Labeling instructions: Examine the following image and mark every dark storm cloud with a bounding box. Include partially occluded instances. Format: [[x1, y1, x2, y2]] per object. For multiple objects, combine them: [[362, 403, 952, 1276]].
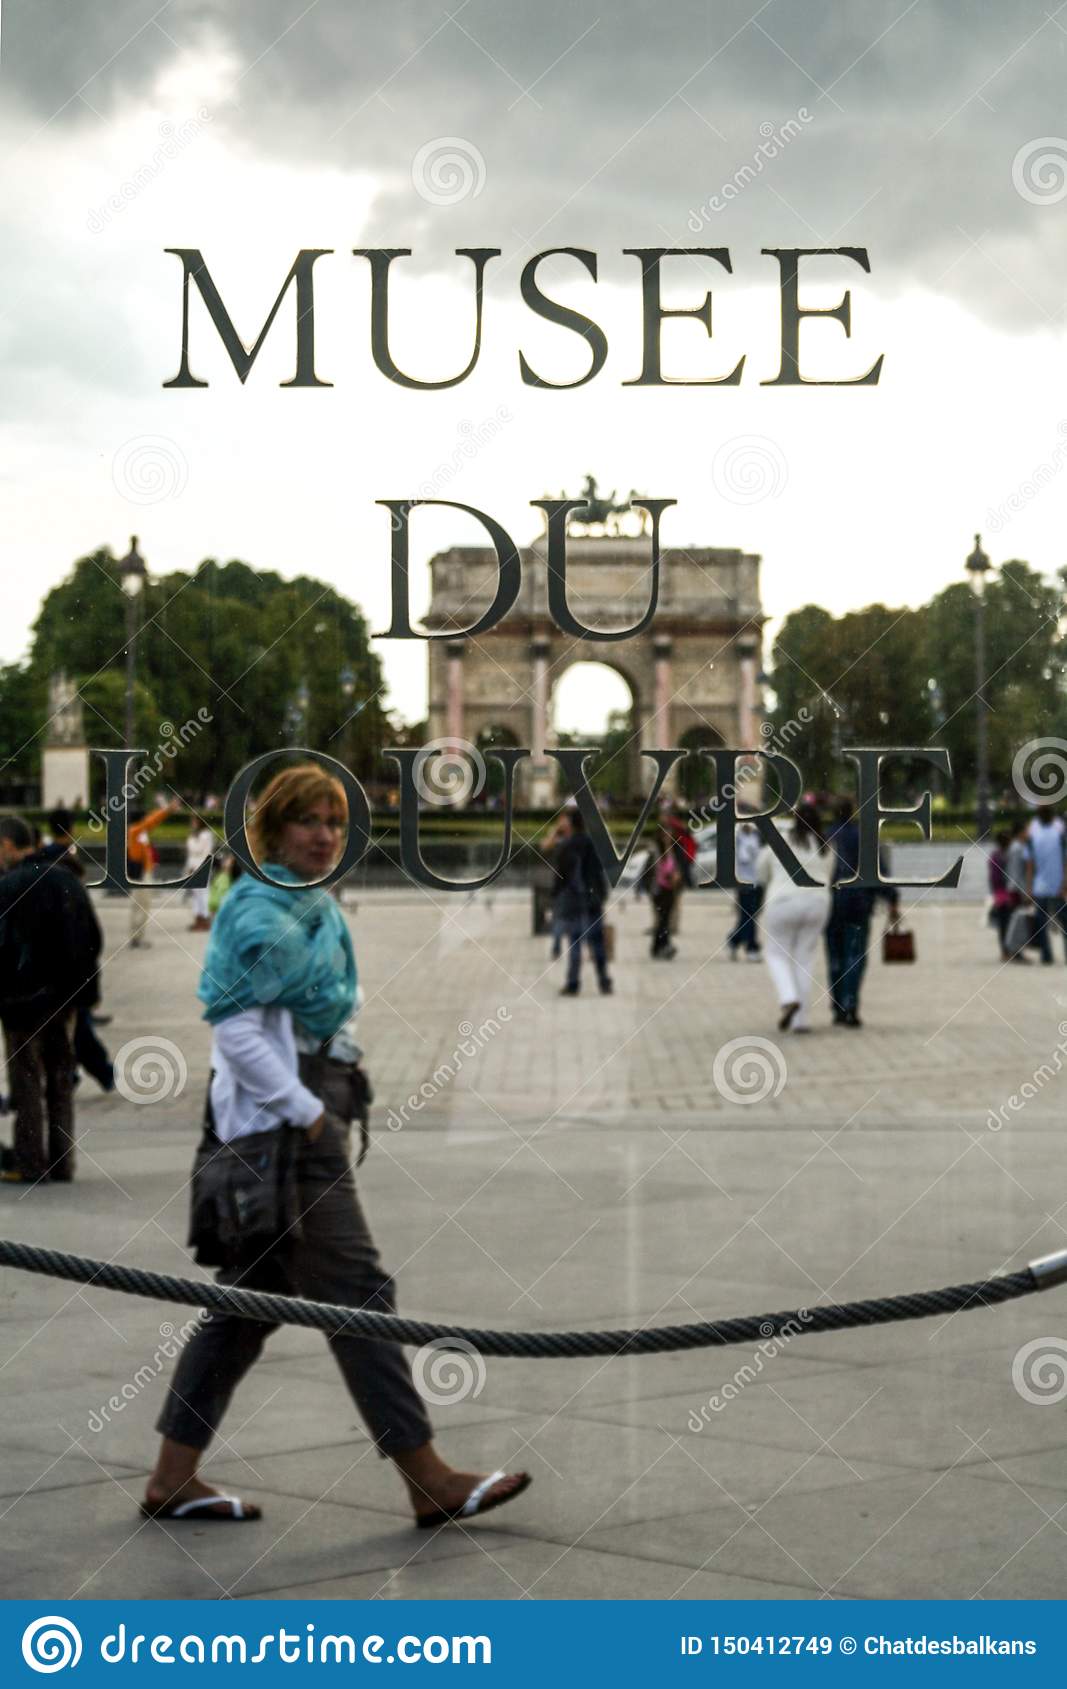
[[5, 0, 1067, 323]]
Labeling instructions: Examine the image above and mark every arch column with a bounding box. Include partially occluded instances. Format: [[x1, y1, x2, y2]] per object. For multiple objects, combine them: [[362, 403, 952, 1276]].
[[445, 639, 465, 743], [650, 634, 674, 792], [528, 635, 556, 807], [736, 634, 760, 745]]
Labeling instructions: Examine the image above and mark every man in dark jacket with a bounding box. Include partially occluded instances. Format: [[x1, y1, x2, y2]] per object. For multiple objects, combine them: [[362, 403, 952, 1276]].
[[826, 800, 898, 1028], [41, 808, 115, 1094], [552, 808, 613, 996], [0, 814, 102, 1183]]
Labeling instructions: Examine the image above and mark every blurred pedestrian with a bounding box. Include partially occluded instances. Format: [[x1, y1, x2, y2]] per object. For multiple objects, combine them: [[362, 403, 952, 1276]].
[[661, 801, 695, 939], [127, 799, 178, 948], [1027, 806, 1067, 964], [553, 809, 612, 996], [757, 803, 832, 1033], [184, 815, 216, 932], [208, 851, 242, 918], [989, 827, 1026, 961], [40, 809, 115, 1088], [727, 821, 763, 960], [0, 814, 102, 1183], [1001, 819, 1033, 963], [825, 800, 898, 1027], [650, 823, 682, 959]]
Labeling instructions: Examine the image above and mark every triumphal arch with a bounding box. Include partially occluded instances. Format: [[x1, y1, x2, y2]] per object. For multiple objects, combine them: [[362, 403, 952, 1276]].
[[424, 490, 765, 806]]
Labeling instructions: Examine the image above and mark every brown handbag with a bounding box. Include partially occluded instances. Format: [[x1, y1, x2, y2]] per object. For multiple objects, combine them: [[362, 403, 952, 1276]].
[[882, 918, 916, 963]]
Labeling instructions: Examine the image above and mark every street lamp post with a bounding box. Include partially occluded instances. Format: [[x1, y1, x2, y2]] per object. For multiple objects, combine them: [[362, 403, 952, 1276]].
[[118, 535, 147, 751], [966, 532, 992, 838]]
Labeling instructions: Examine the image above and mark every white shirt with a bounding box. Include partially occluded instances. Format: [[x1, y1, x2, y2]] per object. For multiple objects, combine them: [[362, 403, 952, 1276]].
[[735, 827, 761, 882], [756, 835, 833, 908], [210, 1005, 323, 1144], [184, 827, 215, 874]]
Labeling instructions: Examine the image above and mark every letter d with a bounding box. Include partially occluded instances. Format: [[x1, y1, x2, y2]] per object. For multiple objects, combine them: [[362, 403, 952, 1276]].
[[102, 1625, 127, 1663]]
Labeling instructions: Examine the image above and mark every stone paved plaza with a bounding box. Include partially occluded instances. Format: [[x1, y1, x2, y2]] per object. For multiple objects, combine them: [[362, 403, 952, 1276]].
[[3, 875, 1067, 1601]]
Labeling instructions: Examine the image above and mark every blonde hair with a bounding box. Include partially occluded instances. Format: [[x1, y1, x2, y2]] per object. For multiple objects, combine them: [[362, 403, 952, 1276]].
[[247, 762, 348, 862]]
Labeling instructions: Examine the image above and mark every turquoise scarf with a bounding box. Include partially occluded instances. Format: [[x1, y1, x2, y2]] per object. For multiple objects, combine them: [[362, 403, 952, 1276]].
[[198, 864, 356, 1043]]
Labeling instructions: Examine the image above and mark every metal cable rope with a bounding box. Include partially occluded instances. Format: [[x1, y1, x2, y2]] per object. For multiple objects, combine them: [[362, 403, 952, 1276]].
[[2, 1239, 1066, 1358]]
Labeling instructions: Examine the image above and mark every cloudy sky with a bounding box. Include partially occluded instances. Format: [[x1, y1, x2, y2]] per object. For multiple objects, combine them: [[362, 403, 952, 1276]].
[[2, 0, 1066, 728]]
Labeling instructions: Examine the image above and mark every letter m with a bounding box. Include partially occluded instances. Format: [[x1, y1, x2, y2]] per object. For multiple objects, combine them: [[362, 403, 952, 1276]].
[[164, 248, 332, 388]]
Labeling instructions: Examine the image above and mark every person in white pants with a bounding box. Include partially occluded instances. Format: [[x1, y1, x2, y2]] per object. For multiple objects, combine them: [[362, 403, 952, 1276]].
[[184, 819, 216, 932], [756, 803, 833, 1033]]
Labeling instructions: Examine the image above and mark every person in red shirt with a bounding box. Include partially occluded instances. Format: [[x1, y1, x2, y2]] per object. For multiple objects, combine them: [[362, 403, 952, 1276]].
[[127, 800, 179, 948]]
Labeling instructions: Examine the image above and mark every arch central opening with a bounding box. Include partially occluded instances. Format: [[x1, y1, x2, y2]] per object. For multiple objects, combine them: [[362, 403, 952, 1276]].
[[551, 662, 638, 805]]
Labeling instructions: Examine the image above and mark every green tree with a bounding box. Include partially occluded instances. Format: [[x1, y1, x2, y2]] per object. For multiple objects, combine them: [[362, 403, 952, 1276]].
[[0, 663, 46, 793], [29, 548, 387, 802], [924, 562, 1064, 802]]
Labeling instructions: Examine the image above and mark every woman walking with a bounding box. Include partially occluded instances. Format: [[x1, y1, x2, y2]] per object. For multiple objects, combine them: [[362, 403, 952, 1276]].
[[757, 803, 832, 1033], [143, 763, 529, 1528], [650, 823, 682, 959]]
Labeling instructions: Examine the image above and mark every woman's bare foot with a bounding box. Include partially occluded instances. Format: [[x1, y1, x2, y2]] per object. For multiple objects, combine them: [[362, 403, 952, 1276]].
[[143, 1437, 262, 1519], [413, 1469, 529, 1520], [393, 1442, 531, 1522]]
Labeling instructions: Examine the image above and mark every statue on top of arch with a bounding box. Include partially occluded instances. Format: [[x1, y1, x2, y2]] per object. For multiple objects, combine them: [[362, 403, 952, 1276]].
[[566, 474, 651, 537]]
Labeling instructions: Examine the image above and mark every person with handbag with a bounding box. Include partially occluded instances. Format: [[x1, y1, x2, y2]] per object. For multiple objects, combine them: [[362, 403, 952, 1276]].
[[826, 800, 900, 1026], [143, 762, 530, 1528], [756, 803, 833, 1033]]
